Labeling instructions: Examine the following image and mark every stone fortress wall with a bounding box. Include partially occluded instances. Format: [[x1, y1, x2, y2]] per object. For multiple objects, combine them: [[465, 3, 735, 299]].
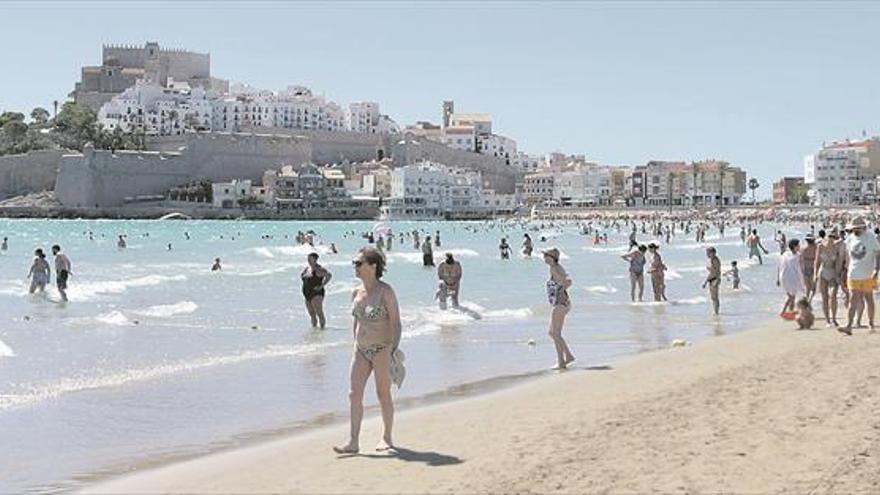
[[53, 130, 521, 207], [55, 147, 190, 207], [103, 43, 210, 80], [0, 150, 64, 201]]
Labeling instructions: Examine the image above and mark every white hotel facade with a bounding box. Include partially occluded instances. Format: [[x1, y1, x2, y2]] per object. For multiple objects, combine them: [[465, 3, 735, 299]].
[[804, 138, 880, 206], [385, 162, 516, 219]]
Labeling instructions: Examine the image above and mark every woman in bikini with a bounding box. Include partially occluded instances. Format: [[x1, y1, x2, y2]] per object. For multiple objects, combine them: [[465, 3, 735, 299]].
[[301, 253, 332, 328], [543, 248, 575, 370], [334, 246, 402, 454], [814, 229, 841, 327]]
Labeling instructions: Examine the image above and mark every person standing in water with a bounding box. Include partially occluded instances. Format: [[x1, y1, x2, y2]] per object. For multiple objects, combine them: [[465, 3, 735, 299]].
[[334, 247, 402, 454], [522, 233, 534, 257], [621, 245, 647, 302], [747, 229, 768, 265], [437, 253, 462, 308], [1, 237, 7, 252], [647, 243, 667, 302], [543, 248, 575, 370], [434, 230, 441, 247], [211, 257, 222, 271], [117, 235, 126, 249], [702, 246, 722, 315], [499, 238, 511, 260], [421, 236, 434, 267], [27, 248, 51, 294], [301, 253, 332, 329], [52, 245, 72, 302]]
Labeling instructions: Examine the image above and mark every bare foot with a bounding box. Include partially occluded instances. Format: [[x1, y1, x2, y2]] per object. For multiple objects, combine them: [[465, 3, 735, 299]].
[[375, 438, 395, 452], [837, 326, 853, 336], [564, 355, 576, 365], [551, 363, 567, 370], [333, 442, 359, 454]]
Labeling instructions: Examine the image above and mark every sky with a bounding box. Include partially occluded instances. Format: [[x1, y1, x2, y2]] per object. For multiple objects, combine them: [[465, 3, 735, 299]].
[[3, 1, 880, 197]]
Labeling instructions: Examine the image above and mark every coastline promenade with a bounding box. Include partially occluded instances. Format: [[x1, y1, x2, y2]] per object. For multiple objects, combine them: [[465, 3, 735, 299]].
[[84, 319, 880, 494]]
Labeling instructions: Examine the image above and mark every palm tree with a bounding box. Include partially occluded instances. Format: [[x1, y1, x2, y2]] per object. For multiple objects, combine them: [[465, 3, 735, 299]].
[[748, 178, 760, 204]]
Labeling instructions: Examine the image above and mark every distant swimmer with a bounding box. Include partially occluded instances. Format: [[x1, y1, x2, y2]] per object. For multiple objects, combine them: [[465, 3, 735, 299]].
[[522, 233, 533, 257], [302, 253, 332, 329], [1, 237, 7, 252], [437, 253, 462, 308], [212, 257, 222, 271], [52, 244, 72, 302], [27, 248, 50, 294], [330, 243, 339, 254], [435, 230, 441, 247], [117, 235, 126, 249], [167, 243, 172, 251], [543, 248, 575, 370]]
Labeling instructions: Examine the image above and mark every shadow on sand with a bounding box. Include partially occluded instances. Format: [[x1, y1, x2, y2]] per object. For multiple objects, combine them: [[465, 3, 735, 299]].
[[337, 446, 463, 467]]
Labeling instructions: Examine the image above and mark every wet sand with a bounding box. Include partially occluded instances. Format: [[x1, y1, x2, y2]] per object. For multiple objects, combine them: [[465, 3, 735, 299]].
[[83, 319, 880, 494]]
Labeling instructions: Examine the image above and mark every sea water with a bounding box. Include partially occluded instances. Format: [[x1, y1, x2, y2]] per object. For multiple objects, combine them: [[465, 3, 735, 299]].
[[0, 218, 797, 492]]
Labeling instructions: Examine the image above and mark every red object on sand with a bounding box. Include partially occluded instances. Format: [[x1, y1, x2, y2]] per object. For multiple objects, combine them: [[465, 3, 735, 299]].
[[781, 312, 797, 321]]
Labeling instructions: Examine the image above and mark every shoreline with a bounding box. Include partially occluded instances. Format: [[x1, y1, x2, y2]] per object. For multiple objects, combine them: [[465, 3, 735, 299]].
[[81, 317, 880, 494]]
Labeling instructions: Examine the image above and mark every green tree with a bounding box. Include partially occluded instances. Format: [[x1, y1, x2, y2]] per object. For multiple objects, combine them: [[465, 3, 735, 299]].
[[30, 107, 50, 126], [0, 112, 25, 128]]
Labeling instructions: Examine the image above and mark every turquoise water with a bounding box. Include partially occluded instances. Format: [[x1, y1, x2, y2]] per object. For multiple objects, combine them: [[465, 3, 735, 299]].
[[0, 218, 792, 492]]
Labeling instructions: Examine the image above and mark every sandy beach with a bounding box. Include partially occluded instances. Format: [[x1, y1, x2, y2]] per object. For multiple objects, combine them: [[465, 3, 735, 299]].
[[83, 319, 880, 494]]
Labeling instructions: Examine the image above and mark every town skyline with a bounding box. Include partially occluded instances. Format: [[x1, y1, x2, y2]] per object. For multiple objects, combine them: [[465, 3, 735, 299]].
[[4, 2, 880, 197]]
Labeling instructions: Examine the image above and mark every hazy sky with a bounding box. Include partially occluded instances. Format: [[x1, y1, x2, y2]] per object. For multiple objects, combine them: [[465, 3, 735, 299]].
[[3, 1, 880, 195]]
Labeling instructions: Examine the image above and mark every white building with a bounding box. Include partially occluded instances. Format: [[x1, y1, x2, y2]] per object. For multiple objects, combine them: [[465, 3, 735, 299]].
[[386, 162, 511, 218], [443, 125, 477, 152], [212, 179, 253, 208], [98, 80, 215, 135], [805, 138, 880, 206], [211, 85, 346, 133], [347, 102, 400, 134], [512, 151, 541, 171]]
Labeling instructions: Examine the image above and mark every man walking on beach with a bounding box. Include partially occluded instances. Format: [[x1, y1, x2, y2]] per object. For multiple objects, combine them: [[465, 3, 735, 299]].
[[839, 217, 880, 335], [52, 244, 72, 302]]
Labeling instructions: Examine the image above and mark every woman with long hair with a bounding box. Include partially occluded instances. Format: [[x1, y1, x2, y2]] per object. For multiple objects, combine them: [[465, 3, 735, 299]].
[[334, 246, 402, 453]]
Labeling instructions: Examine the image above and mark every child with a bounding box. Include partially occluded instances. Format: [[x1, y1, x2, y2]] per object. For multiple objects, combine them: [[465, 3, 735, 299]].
[[724, 260, 740, 289], [435, 280, 449, 310], [796, 297, 815, 330]]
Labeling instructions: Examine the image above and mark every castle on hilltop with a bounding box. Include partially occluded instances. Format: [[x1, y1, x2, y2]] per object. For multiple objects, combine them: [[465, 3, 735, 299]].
[[71, 41, 229, 111]]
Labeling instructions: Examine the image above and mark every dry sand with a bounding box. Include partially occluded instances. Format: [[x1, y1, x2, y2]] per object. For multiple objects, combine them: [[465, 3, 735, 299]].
[[84, 320, 880, 494]]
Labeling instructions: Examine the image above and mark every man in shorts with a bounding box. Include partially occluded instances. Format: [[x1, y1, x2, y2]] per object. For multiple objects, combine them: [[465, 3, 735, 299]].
[[840, 217, 880, 335], [52, 244, 72, 302]]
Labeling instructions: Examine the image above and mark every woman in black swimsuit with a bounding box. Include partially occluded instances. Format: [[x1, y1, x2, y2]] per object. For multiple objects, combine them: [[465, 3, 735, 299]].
[[302, 253, 332, 328]]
